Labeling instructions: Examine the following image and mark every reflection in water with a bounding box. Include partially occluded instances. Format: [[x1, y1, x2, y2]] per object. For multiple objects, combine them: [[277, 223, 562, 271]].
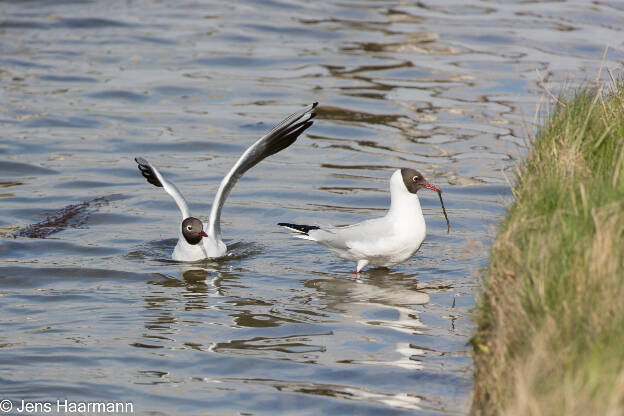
[[217, 377, 425, 411], [138, 262, 242, 351], [307, 268, 429, 307], [138, 266, 434, 410], [305, 271, 429, 372], [210, 334, 328, 364]]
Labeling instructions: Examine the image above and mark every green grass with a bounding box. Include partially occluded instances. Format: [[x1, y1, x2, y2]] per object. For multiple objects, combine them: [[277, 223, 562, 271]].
[[471, 81, 624, 416]]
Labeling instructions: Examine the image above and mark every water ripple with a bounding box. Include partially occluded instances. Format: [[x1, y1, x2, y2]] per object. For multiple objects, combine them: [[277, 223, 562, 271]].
[[1, 0, 622, 414]]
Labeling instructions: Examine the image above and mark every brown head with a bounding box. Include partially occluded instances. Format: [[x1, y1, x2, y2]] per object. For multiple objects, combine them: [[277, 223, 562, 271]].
[[400, 168, 441, 194], [181, 217, 208, 245], [400, 168, 450, 232]]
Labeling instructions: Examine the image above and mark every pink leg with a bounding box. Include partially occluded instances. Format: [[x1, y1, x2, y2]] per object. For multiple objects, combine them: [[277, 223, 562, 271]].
[[355, 260, 368, 275]]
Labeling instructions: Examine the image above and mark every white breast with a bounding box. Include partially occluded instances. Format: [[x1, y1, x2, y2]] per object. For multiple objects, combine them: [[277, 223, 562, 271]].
[[343, 170, 427, 266], [172, 240, 208, 262], [172, 229, 227, 262]]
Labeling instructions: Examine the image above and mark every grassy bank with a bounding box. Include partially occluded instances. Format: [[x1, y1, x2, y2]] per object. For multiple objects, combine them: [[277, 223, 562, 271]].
[[472, 81, 624, 415]]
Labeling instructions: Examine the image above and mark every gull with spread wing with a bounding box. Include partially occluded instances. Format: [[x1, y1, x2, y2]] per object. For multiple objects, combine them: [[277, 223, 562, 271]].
[[136, 102, 317, 261]]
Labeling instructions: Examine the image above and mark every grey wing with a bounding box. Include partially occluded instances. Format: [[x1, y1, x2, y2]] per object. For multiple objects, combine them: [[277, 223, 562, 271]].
[[206, 102, 317, 239], [135, 157, 191, 220], [339, 218, 402, 256], [314, 218, 389, 250]]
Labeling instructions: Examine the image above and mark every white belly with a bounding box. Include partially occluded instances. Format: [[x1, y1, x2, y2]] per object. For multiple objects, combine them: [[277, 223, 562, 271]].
[[172, 237, 227, 261], [354, 232, 425, 267], [350, 215, 426, 266], [316, 221, 425, 267]]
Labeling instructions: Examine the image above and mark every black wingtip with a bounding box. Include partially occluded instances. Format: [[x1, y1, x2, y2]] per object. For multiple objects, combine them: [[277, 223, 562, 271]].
[[278, 222, 320, 235], [265, 119, 314, 158], [135, 156, 163, 188]]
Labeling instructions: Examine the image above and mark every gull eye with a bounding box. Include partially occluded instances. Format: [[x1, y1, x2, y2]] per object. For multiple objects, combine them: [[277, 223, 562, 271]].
[[186, 226, 192, 231], [412, 175, 419, 182]]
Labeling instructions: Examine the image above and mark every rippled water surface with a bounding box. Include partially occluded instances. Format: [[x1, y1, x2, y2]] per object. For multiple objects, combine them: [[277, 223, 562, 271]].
[[1, 1, 622, 414]]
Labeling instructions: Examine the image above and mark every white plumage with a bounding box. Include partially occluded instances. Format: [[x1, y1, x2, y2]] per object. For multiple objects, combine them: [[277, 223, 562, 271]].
[[279, 168, 447, 273], [136, 103, 317, 261]]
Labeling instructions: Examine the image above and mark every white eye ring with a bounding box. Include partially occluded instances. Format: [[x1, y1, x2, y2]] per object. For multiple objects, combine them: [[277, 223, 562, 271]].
[[412, 175, 419, 181], [186, 226, 192, 231]]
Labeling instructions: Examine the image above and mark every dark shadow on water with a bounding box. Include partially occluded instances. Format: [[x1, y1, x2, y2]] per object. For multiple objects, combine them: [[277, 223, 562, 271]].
[[10, 195, 124, 239]]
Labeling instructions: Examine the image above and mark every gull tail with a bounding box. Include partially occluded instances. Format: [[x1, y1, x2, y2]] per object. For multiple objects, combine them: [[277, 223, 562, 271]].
[[278, 222, 320, 240]]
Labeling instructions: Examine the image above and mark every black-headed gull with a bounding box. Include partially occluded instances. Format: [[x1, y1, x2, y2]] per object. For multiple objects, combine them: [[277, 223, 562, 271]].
[[278, 168, 449, 273], [136, 102, 317, 261]]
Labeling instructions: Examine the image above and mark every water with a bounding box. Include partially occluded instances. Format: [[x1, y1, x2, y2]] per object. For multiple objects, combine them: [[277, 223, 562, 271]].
[[1, 1, 622, 414]]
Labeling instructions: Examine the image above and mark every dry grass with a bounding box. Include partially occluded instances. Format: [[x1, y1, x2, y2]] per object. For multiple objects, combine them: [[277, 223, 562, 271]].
[[471, 81, 624, 416]]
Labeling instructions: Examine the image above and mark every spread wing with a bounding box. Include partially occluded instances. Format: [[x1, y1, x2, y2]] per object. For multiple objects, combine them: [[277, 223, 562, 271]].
[[135, 157, 191, 220], [206, 102, 317, 240]]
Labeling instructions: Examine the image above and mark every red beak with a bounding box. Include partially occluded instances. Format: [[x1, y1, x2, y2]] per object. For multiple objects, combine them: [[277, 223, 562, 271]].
[[422, 183, 441, 193], [200, 231, 208, 238]]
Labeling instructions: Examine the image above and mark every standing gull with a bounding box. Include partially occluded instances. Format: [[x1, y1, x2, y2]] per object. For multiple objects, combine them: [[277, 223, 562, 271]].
[[136, 102, 317, 261], [278, 168, 449, 273]]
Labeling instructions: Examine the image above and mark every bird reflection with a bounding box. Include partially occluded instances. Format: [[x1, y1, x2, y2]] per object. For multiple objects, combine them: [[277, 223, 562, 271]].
[[135, 244, 251, 351], [305, 268, 430, 312], [303, 269, 430, 370], [136, 253, 432, 380]]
